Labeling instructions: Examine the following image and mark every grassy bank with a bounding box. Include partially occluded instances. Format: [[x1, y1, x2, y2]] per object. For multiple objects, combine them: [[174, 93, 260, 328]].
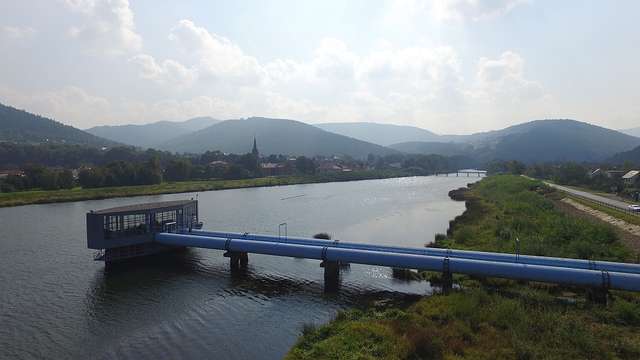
[[286, 175, 640, 360], [0, 170, 407, 208]]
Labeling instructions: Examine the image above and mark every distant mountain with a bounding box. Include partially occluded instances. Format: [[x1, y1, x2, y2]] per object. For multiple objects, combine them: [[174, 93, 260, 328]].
[[620, 127, 640, 138], [160, 117, 397, 158], [389, 141, 473, 157], [608, 145, 640, 165], [386, 119, 640, 164], [315, 122, 441, 146], [86, 117, 219, 148], [476, 119, 640, 163], [0, 102, 115, 146]]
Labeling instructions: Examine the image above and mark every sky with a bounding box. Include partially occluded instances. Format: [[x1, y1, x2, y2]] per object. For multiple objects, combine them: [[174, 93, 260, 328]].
[[0, 0, 638, 134]]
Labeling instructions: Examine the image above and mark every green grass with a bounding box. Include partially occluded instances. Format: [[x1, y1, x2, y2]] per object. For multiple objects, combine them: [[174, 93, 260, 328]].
[[0, 170, 408, 208], [287, 288, 640, 360], [286, 175, 640, 360], [436, 175, 630, 261]]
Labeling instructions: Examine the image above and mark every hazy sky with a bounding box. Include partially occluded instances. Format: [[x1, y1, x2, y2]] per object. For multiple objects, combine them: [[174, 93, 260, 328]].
[[1, 0, 638, 134]]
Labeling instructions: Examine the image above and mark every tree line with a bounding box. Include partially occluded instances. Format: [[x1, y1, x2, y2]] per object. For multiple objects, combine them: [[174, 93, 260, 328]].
[[0, 142, 476, 193]]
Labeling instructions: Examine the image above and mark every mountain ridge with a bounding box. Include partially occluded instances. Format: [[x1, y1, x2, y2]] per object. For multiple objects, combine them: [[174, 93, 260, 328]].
[[315, 122, 441, 146], [0, 102, 116, 147], [391, 119, 640, 163], [159, 117, 397, 158], [86, 116, 219, 148]]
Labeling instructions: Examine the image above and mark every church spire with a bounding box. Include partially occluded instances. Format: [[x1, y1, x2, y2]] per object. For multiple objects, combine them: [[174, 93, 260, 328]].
[[251, 136, 259, 157]]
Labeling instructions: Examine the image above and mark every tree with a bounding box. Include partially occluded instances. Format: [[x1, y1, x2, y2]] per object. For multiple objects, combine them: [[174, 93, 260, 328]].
[[57, 169, 75, 189], [165, 159, 192, 181], [295, 156, 316, 175], [78, 168, 104, 188], [224, 164, 250, 180], [239, 153, 260, 175], [137, 158, 162, 185]]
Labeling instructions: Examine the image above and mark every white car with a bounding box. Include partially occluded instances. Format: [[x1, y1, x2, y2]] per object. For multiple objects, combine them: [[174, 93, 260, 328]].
[[629, 204, 640, 212]]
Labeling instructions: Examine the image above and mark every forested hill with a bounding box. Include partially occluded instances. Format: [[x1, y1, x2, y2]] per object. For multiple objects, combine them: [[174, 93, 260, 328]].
[[0, 103, 115, 146], [482, 119, 640, 163], [160, 117, 397, 158], [389, 141, 472, 157], [608, 145, 640, 165], [86, 116, 219, 148], [390, 119, 640, 163], [315, 122, 441, 146]]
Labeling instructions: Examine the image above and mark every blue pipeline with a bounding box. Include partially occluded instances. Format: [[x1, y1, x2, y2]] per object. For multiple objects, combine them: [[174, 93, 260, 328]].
[[188, 230, 640, 275], [156, 233, 640, 292]]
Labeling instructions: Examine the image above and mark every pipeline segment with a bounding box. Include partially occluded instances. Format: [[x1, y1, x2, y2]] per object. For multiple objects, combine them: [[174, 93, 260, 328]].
[[189, 230, 640, 275], [156, 233, 640, 292]]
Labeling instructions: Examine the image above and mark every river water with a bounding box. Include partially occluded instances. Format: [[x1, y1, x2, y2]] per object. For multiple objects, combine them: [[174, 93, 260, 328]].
[[0, 176, 477, 360]]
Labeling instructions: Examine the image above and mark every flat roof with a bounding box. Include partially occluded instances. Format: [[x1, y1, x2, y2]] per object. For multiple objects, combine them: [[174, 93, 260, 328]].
[[92, 200, 196, 215]]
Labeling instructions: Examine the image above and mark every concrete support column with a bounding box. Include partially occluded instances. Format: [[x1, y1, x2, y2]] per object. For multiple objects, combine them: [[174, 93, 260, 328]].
[[442, 257, 453, 294], [224, 251, 248, 270], [441, 271, 453, 294], [321, 261, 340, 292], [587, 288, 609, 305]]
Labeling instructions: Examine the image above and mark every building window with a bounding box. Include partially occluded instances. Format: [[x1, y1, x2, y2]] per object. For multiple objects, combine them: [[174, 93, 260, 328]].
[[123, 214, 147, 231], [105, 215, 121, 232], [154, 210, 176, 225]]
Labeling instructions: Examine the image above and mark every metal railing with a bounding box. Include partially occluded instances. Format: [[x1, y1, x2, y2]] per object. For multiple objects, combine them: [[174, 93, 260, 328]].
[[565, 191, 640, 217]]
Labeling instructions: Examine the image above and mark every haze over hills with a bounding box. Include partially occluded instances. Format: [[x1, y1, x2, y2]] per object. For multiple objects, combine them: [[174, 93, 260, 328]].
[[620, 127, 640, 138], [389, 120, 640, 163], [608, 145, 640, 165], [86, 116, 219, 148], [3, 99, 639, 164], [0, 102, 116, 146], [159, 117, 397, 158], [315, 122, 441, 146], [389, 141, 473, 157]]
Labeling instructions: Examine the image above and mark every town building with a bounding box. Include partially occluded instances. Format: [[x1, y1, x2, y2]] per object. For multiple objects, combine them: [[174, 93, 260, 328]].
[[622, 170, 640, 186]]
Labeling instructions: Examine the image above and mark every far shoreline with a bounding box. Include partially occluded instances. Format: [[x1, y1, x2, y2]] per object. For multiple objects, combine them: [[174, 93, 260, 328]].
[[0, 170, 424, 208]]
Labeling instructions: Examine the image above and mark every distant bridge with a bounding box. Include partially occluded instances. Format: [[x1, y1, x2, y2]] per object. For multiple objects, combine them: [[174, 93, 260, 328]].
[[435, 169, 487, 177]]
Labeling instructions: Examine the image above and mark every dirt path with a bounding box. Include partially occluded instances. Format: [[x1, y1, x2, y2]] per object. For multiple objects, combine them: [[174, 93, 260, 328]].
[[559, 198, 640, 254]]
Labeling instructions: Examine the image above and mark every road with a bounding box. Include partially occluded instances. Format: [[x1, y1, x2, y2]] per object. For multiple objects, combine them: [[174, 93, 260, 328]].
[[545, 182, 636, 213]]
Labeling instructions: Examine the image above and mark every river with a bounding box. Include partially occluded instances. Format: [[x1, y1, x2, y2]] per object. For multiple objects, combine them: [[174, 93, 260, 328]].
[[0, 176, 478, 359]]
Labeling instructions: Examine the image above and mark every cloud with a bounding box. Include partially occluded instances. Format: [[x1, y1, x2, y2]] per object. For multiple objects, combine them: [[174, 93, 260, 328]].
[[432, 0, 528, 21], [386, 0, 527, 24], [0, 85, 111, 128], [0, 26, 36, 40], [64, 0, 142, 55], [472, 51, 544, 102], [0, 84, 246, 128], [129, 54, 197, 89], [126, 20, 475, 128], [168, 19, 264, 84]]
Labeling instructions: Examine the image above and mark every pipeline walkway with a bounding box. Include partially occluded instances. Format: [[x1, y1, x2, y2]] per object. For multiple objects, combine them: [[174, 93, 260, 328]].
[[155, 230, 640, 294]]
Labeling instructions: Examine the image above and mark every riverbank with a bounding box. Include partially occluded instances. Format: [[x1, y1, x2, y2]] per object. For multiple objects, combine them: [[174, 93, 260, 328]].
[[0, 170, 408, 208], [286, 175, 640, 359]]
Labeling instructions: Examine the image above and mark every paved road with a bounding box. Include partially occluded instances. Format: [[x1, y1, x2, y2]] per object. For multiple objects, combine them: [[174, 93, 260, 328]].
[[545, 182, 636, 212]]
